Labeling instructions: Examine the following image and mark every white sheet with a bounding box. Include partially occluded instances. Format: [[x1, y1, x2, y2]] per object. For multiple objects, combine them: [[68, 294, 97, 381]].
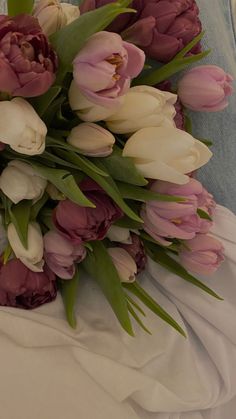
[[0, 205, 236, 419]]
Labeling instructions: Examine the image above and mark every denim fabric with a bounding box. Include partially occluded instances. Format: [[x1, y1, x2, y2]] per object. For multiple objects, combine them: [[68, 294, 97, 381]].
[[0, 0, 236, 211]]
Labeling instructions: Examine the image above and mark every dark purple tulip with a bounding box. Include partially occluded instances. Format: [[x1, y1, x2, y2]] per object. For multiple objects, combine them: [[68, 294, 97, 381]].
[[119, 233, 147, 274], [0, 259, 57, 309], [0, 14, 58, 97]]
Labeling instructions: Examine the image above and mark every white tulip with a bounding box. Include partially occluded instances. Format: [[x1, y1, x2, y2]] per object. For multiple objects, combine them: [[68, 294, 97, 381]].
[[0, 161, 47, 204], [106, 226, 132, 244], [34, 0, 80, 36], [105, 85, 177, 134], [0, 98, 47, 155], [67, 122, 115, 157], [123, 126, 212, 184], [108, 248, 137, 283], [69, 80, 123, 122], [8, 222, 44, 272]]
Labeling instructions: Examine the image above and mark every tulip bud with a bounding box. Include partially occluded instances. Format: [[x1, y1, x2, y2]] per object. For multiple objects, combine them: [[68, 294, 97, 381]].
[[105, 85, 177, 134], [0, 98, 47, 155], [108, 247, 137, 283], [34, 0, 80, 36], [0, 161, 47, 205], [106, 225, 132, 244], [67, 123, 115, 157], [8, 222, 44, 272], [123, 126, 212, 184], [69, 80, 123, 122]]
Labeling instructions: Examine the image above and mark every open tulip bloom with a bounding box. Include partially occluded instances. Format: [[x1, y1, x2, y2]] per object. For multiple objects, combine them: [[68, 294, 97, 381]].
[[0, 0, 233, 337]]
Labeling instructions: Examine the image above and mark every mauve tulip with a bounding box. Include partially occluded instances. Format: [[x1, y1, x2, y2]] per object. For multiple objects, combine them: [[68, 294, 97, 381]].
[[44, 231, 86, 279], [0, 14, 57, 97], [108, 247, 137, 283], [179, 234, 224, 275], [73, 31, 145, 107], [119, 233, 147, 273], [178, 65, 234, 112], [54, 179, 123, 244], [0, 258, 56, 309], [141, 178, 214, 245]]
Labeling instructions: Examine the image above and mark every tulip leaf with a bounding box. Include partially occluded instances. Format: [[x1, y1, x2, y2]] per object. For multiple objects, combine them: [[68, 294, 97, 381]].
[[50, 2, 135, 71], [30, 163, 94, 208], [123, 282, 186, 337], [82, 241, 134, 336], [56, 149, 143, 223], [198, 138, 213, 147], [30, 194, 49, 220], [114, 216, 143, 230], [146, 243, 223, 300], [59, 268, 80, 329], [117, 182, 186, 203], [197, 208, 212, 221], [8, 200, 32, 249], [127, 303, 152, 335], [32, 86, 62, 118], [125, 293, 146, 316], [7, 0, 34, 15], [3, 243, 12, 265], [100, 147, 147, 186]]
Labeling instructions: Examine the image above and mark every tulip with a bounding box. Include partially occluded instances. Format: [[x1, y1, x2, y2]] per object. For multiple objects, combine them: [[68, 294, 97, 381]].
[[69, 80, 123, 122], [107, 247, 137, 283], [0, 14, 57, 97], [0, 259, 56, 309], [106, 225, 131, 244], [122, 126, 212, 184], [0, 161, 47, 204], [0, 98, 47, 155], [44, 231, 86, 279], [177, 65, 233, 112], [141, 178, 213, 245], [8, 222, 44, 272], [179, 234, 225, 275], [119, 233, 147, 274], [72, 31, 145, 106], [105, 85, 177, 134], [34, 0, 80, 36], [54, 178, 123, 244], [67, 123, 115, 157]]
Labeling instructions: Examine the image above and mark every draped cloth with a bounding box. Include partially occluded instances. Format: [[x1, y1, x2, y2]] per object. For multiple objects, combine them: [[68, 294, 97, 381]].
[[0, 205, 236, 419]]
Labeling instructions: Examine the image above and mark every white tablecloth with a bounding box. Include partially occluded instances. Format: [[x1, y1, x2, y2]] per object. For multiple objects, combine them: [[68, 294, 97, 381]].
[[0, 205, 236, 419]]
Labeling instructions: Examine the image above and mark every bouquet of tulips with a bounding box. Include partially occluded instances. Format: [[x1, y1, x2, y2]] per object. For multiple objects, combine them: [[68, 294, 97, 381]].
[[0, 0, 232, 336]]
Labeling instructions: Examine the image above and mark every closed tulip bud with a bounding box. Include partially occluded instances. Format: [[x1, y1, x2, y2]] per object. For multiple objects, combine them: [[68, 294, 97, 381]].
[[105, 85, 177, 134], [34, 0, 80, 36], [178, 65, 233, 112], [123, 126, 212, 184], [106, 225, 132, 244], [69, 80, 123, 122], [67, 123, 115, 157], [0, 98, 47, 155], [8, 222, 44, 272], [108, 247, 137, 283], [0, 161, 47, 205]]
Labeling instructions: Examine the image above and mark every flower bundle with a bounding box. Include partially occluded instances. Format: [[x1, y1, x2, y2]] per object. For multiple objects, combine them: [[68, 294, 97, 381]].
[[0, 0, 232, 336]]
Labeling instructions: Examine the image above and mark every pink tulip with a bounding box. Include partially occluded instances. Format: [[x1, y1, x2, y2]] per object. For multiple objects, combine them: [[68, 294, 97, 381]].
[[178, 65, 233, 112], [73, 31, 145, 107], [141, 178, 214, 245], [0, 259, 56, 309], [44, 231, 86, 279], [0, 14, 57, 97], [179, 234, 224, 275]]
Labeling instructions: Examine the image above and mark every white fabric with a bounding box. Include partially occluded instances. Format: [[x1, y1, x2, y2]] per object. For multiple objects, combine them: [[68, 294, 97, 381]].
[[0, 205, 236, 419]]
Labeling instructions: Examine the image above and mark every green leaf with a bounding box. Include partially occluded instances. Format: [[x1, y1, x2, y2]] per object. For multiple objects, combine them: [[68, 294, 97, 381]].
[[174, 31, 206, 59], [100, 147, 147, 186], [30, 194, 49, 220], [197, 208, 212, 221], [115, 216, 143, 230], [125, 293, 146, 316], [31, 86, 62, 118], [50, 2, 135, 69], [127, 303, 152, 335], [198, 138, 213, 147], [3, 243, 12, 265], [8, 200, 32, 249], [7, 0, 34, 15], [82, 241, 134, 335], [30, 163, 94, 208], [123, 282, 186, 337], [184, 114, 193, 134], [146, 245, 223, 300], [59, 268, 80, 329], [56, 149, 143, 223], [117, 182, 186, 203]]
